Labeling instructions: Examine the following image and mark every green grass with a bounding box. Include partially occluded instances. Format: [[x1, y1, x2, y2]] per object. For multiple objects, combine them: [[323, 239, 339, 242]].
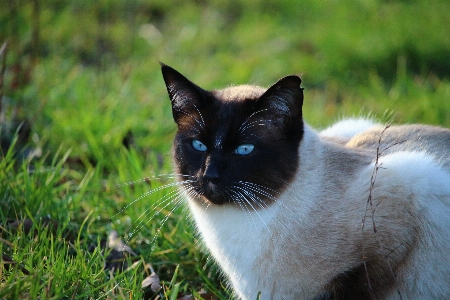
[[1, 0, 450, 298]]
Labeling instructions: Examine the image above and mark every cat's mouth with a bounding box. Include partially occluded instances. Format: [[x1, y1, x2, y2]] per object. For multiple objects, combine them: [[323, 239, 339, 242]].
[[202, 182, 230, 205], [190, 178, 231, 205]]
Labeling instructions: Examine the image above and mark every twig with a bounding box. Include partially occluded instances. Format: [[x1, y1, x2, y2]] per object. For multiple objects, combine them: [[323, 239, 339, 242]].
[[361, 125, 403, 300]]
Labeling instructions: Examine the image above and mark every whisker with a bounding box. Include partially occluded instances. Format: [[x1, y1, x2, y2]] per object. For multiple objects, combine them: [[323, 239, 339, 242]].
[[238, 119, 272, 136], [231, 185, 274, 238], [235, 181, 298, 234], [237, 180, 279, 193], [238, 109, 269, 133], [237, 186, 270, 210], [124, 184, 195, 248], [116, 174, 190, 188], [227, 187, 259, 239], [124, 188, 184, 240], [146, 196, 186, 247], [237, 181, 279, 201], [111, 180, 194, 220], [184, 183, 203, 199]]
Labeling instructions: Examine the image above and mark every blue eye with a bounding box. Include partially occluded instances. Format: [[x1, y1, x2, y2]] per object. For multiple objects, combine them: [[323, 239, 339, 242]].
[[235, 144, 254, 155], [192, 139, 207, 152]]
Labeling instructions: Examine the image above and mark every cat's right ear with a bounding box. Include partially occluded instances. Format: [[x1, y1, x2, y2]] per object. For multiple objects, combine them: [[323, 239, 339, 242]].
[[160, 63, 205, 126]]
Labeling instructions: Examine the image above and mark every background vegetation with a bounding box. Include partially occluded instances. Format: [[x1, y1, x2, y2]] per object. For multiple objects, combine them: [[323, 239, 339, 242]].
[[1, 0, 450, 298]]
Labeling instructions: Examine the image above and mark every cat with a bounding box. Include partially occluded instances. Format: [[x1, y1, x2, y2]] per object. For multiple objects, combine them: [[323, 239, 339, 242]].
[[160, 63, 450, 300]]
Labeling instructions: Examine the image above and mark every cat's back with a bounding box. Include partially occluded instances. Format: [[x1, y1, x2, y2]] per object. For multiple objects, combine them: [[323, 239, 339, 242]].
[[347, 124, 450, 170]]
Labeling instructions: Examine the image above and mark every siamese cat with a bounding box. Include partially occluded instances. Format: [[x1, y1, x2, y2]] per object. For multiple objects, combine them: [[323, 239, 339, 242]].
[[161, 63, 450, 300]]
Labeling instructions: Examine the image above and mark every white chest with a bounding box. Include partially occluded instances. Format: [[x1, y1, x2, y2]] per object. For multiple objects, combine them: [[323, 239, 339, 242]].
[[187, 199, 280, 298]]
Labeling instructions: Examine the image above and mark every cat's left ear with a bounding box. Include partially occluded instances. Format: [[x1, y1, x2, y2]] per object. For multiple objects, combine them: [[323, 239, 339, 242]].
[[255, 75, 304, 129], [160, 63, 206, 126]]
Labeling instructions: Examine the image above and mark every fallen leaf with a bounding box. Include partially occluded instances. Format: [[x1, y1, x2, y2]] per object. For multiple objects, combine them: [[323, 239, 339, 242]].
[[142, 271, 162, 292], [142, 263, 161, 292]]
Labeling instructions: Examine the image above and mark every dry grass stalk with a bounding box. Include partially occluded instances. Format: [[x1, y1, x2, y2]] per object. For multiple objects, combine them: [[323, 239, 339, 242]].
[[361, 125, 406, 300]]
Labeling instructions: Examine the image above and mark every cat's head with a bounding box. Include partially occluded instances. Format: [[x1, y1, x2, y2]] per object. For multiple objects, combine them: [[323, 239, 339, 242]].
[[161, 64, 304, 206]]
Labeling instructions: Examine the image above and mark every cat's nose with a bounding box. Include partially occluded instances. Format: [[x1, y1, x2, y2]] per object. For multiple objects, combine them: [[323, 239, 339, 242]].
[[204, 172, 221, 184], [203, 162, 221, 184], [205, 176, 221, 185]]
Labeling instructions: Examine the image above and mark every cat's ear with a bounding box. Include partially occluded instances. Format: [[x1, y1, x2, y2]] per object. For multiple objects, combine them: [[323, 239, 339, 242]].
[[255, 75, 303, 130], [160, 63, 205, 126]]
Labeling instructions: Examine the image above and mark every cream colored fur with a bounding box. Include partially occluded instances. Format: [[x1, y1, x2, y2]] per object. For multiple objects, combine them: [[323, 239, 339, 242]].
[[187, 118, 450, 299]]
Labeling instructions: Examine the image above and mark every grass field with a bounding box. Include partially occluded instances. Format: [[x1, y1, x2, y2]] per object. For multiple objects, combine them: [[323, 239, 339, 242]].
[[1, 0, 450, 299]]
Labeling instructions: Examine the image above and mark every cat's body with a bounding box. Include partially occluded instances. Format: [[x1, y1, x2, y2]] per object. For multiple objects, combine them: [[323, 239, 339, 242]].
[[161, 64, 450, 299]]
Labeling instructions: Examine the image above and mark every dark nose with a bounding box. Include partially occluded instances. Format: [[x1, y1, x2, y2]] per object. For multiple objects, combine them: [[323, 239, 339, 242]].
[[204, 166, 221, 184], [203, 157, 221, 184], [204, 173, 221, 184]]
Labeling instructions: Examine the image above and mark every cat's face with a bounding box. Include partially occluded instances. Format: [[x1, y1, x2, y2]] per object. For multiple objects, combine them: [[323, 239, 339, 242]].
[[161, 64, 304, 206]]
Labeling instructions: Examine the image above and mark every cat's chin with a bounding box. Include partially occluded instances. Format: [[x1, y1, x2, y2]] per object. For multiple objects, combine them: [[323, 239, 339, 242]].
[[201, 195, 229, 205], [201, 189, 230, 205], [194, 185, 227, 205]]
